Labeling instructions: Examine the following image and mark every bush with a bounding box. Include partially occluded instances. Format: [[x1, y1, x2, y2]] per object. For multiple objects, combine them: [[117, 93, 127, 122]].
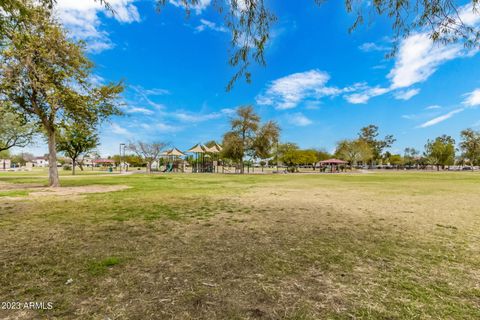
[[63, 164, 72, 171]]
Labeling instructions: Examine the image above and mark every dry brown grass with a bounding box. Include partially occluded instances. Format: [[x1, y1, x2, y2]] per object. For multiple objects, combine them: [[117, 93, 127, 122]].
[[0, 172, 479, 319]]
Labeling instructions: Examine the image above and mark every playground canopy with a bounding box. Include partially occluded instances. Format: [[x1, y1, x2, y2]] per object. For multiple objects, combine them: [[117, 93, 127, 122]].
[[204, 145, 220, 153], [167, 148, 186, 157], [319, 159, 348, 165], [187, 144, 206, 153]]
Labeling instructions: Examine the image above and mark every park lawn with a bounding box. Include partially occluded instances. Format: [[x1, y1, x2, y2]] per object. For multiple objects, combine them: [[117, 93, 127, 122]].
[[0, 172, 479, 319]]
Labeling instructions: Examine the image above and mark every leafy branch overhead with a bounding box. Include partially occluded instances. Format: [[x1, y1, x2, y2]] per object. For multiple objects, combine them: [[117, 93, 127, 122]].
[[155, 1, 479, 90]]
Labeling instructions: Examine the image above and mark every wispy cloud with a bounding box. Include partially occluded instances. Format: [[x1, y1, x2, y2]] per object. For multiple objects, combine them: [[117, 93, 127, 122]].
[[125, 107, 155, 115], [394, 88, 420, 101], [128, 85, 169, 111], [344, 86, 389, 104], [463, 88, 480, 107], [130, 85, 170, 96], [359, 42, 390, 52], [256, 70, 341, 109], [55, 0, 141, 53], [288, 113, 312, 126], [156, 123, 182, 133], [170, 108, 234, 123], [425, 105, 442, 110], [418, 109, 464, 128], [111, 123, 131, 136], [195, 19, 228, 33]]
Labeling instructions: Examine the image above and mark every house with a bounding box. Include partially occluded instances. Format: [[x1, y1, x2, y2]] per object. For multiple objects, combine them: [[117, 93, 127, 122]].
[[32, 156, 49, 167], [0, 159, 11, 170]]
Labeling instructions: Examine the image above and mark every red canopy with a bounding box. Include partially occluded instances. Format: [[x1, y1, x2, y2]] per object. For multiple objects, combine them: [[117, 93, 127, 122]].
[[92, 159, 115, 164], [319, 158, 348, 165]]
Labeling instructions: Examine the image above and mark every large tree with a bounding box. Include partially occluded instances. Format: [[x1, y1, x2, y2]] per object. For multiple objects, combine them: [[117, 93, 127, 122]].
[[459, 128, 480, 166], [335, 139, 373, 166], [225, 105, 260, 173], [252, 120, 280, 161], [0, 2, 123, 187], [424, 135, 456, 170], [0, 106, 36, 152], [358, 125, 396, 163], [155, 0, 480, 90], [56, 122, 99, 175], [128, 141, 167, 173], [222, 106, 280, 173], [277, 142, 301, 172], [221, 131, 244, 164]]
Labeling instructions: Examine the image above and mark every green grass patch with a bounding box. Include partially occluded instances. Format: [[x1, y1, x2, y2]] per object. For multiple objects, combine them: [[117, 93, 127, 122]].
[[87, 257, 123, 276], [0, 189, 30, 197]]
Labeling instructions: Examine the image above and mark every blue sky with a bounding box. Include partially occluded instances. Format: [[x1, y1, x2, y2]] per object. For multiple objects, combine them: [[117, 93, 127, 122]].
[[25, 0, 480, 156]]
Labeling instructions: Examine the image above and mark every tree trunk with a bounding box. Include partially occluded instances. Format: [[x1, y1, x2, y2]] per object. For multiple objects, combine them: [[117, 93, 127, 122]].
[[72, 158, 76, 175], [47, 129, 60, 187]]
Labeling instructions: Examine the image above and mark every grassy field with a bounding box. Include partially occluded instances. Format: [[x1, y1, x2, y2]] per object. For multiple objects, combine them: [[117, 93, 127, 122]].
[[0, 171, 479, 319]]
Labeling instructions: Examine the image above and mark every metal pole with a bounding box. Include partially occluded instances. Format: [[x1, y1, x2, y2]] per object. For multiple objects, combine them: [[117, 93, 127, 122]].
[[276, 139, 279, 173]]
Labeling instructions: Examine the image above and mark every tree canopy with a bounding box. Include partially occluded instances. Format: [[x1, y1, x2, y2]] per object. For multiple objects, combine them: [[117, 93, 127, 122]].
[[459, 128, 480, 166], [358, 125, 395, 163], [335, 139, 373, 165], [0, 106, 36, 152], [424, 135, 456, 170], [222, 105, 279, 172], [0, 1, 123, 186], [56, 122, 99, 175]]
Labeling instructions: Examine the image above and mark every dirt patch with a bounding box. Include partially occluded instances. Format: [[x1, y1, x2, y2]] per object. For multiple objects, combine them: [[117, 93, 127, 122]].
[[0, 181, 44, 190], [0, 184, 130, 201], [29, 185, 130, 197]]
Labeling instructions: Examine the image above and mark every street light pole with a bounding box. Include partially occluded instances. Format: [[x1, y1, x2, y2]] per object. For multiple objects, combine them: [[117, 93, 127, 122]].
[[119, 143, 125, 173]]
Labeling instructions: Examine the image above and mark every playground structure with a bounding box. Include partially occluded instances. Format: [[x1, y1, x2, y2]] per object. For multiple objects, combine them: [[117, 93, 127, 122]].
[[186, 143, 222, 173], [157, 145, 350, 174], [161, 148, 186, 172]]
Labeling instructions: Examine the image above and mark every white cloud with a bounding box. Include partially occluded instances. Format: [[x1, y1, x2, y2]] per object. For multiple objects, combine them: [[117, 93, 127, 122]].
[[256, 70, 341, 109], [344, 86, 389, 104], [418, 109, 464, 128], [131, 85, 170, 96], [425, 105, 442, 110], [463, 89, 480, 107], [288, 113, 312, 127], [171, 108, 233, 123], [394, 88, 420, 100], [388, 33, 462, 89], [55, 0, 141, 53], [156, 123, 182, 133], [359, 42, 390, 52], [125, 107, 155, 115], [111, 123, 131, 136], [458, 3, 480, 26], [387, 3, 480, 90], [195, 19, 228, 33], [169, 0, 212, 14]]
